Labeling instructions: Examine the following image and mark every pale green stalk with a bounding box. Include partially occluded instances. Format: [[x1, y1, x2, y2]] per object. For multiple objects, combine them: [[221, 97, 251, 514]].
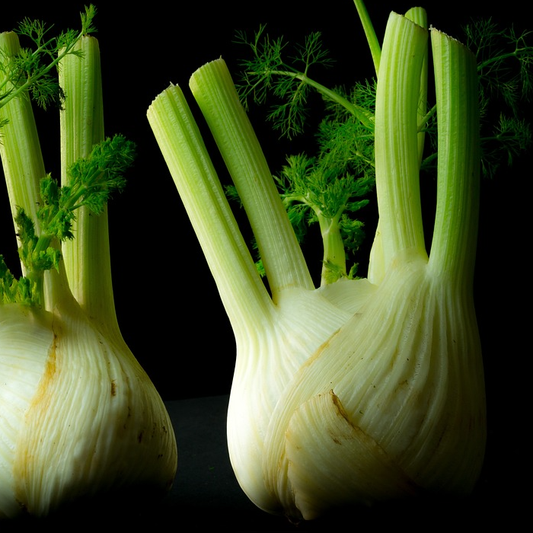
[[0, 33, 45, 231], [362, 7, 428, 284], [353, 0, 381, 74], [429, 29, 480, 289], [189, 60, 315, 300], [0, 32, 47, 293], [405, 7, 429, 165], [58, 35, 120, 335], [147, 80, 274, 335], [318, 211, 346, 285], [373, 13, 429, 274]]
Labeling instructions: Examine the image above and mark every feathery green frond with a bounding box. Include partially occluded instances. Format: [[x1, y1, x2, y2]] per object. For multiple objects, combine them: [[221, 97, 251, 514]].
[[0, 4, 97, 112]]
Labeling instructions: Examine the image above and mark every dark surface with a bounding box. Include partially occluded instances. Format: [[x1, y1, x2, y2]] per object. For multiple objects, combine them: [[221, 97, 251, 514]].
[[1, 395, 523, 530], [152, 397, 519, 530]]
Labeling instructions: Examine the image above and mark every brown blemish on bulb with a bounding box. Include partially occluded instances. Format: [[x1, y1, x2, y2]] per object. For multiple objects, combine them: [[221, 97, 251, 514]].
[[27, 332, 58, 409], [13, 329, 58, 506]]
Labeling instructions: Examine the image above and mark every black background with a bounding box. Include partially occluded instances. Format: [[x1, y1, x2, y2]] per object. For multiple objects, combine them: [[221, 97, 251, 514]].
[[0, 1, 529, 520]]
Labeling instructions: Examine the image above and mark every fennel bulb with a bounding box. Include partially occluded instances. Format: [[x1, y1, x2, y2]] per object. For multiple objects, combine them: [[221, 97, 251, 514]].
[[0, 9, 177, 519], [0, 284, 176, 519], [148, 5, 485, 523]]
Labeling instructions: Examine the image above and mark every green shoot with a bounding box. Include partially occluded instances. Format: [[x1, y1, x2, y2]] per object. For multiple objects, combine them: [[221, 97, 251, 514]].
[[352, 0, 381, 73], [273, 149, 373, 282]]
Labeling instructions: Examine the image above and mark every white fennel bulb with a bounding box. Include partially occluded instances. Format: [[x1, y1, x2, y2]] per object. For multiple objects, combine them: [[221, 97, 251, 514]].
[[0, 11, 177, 519], [0, 289, 176, 518], [147, 7, 485, 523]]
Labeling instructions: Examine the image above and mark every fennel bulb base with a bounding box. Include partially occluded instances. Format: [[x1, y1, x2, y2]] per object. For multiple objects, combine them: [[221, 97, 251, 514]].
[[227, 256, 486, 522], [0, 302, 177, 520]]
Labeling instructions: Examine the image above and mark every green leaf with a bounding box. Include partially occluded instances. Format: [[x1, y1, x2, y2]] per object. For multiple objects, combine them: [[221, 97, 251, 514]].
[[1, 134, 135, 306], [0, 4, 97, 111]]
